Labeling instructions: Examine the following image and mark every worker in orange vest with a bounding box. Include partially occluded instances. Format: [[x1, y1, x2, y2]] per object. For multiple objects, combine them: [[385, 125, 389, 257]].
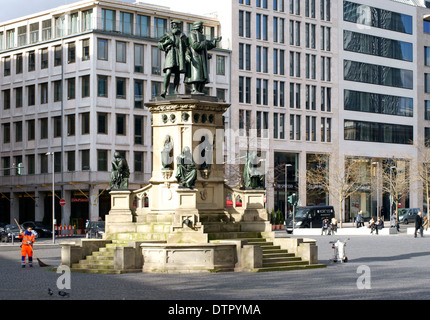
[[18, 226, 35, 268]]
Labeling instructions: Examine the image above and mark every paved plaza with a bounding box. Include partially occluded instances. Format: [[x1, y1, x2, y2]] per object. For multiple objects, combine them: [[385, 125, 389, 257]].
[[1, 231, 429, 302]]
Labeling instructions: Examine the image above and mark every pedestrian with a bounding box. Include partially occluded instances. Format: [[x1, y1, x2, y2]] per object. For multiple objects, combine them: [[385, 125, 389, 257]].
[[321, 218, 330, 235], [18, 226, 35, 268], [369, 217, 376, 234], [423, 216, 428, 232], [329, 217, 338, 235], [356, 210, 364, 228], [415, 211, 424, 238], [375, 216, 384, 235]]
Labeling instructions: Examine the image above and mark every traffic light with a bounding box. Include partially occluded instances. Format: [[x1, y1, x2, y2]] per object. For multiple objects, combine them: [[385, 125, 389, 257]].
[[287, 195, 293, 204], [17, 163, 22, 175]]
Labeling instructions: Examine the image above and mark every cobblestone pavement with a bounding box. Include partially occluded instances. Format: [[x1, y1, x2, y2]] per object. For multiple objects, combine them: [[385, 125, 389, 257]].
[[1, 232, 429, 301]]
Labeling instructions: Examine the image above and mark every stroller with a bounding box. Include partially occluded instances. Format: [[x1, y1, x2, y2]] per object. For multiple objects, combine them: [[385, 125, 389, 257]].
[[329, 239, 349, 263]]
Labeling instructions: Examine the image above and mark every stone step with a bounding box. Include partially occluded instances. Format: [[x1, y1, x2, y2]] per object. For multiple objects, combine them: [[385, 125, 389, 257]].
[[262, 252, 295, 259], [109, 232, 169, 241], [261, 249, 289, 255], [262, 256, 301, 263], [208, 231, 263, 240], [262, 260, 307, 268], [254, 264, 327, 272]]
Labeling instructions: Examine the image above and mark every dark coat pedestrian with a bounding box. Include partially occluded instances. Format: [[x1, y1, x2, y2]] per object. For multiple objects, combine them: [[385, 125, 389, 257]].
[[415, 212, 424, 238]]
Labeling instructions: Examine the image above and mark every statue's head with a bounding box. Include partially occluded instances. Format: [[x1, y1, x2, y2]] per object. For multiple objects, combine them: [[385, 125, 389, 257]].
[[192, 21, 203, 32], [114, 152, 121, 159], [171, 20, 182, 32], [183, 146, 191, 154]]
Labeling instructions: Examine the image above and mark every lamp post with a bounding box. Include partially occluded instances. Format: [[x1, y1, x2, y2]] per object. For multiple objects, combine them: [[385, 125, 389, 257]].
[[390, 166, 396, 222], [372, 161, 379, 219], [46, 152, 55, 244], [284, 164, 292, 223]]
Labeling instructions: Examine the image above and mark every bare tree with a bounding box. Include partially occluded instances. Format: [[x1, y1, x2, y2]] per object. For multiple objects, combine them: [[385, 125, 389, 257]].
[[381, 158, 410, 222], [306, 154, 364, 227], [414, 139, 430, 222]]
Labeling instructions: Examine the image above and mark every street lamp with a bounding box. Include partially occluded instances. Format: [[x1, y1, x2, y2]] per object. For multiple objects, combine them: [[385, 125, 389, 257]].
[[390, 166, 396, 222], [371, 161, 379, 219], [46, 152, 55, 244], [285, 164, 292, 223]]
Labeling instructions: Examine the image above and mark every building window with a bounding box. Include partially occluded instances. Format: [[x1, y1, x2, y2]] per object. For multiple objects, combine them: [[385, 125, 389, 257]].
[[102, 9, 116, 31], [40, 83, 48, 104], [154, 18, 167, 39], [82, 39, 90, 61], [344, 89, 413, 117], [81, 150, 90, 171], [116, 114, 126, 135], [40, 118, 48, 139], [39, 154, 48, 174], [3, 56, 10, 76], [81, 75, 90, 98], [134, 80, 144, 109], [28, 51, 35, 71], [69, 13, 79, 35], [97, 38, 108, 60], [134, 152, 144, 173], [344, 1, 412, 35], [68, 42, 76, 63], [27, 85, 35, 106], [41, 48, 48, 69], [67, 78, 76, 100], [116, 41, 127, 63], [67, 114, 75, 136], [53, 80, 62, 102], [27, 154, 35, 174], [42, 19, 51, 41], [134, 44, 144, 73], [216, 55, 225, 75], [97, 150, 108, 171], [97, 113, 108, 134], [15, 54, 23, 74], [116, 78, 126, 99], [151, 82, 161, 99], [82, 9, 93, 32], [344, 60, 413, 90], [81, 112, 90, 135], [344, 30, 412, 62], [3, 89, 10, 110], [14, 121, 22, 142], [344, 120, 413, 144], [54, 45, 62, 66], [98, 75, 108, 97], [15, 87, 22, 108], [53, 116, 62, 138], [30, 23, 39, 44], [134, 116, 144, 145], [151, 46, 161, 75], [137, 15, 150, 37], [3, 123, 10, 143], [67, 151, 75, 172], [120, 12, 133, 34]]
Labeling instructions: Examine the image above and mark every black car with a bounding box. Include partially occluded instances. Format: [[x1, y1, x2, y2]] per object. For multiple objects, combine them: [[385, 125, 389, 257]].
[[86, 221, 105, 239], [22, 221, 52, 238]]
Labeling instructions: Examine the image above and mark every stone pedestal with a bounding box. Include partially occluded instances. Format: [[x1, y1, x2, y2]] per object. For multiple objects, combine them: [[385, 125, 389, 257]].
[[105, 190, 135, 234]]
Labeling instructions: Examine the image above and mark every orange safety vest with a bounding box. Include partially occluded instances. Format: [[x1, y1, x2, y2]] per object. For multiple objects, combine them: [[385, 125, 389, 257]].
[[19, 231, 35, 246]]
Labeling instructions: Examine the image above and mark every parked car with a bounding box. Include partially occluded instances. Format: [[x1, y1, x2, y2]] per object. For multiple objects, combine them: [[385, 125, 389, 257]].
[[286, 206, 335, 233], [22, 221, 53, 238], [0, 229, 8, 242], [86, 221, 105, 239], [2, 224, 39, 242], [398, 208, 421, 224]]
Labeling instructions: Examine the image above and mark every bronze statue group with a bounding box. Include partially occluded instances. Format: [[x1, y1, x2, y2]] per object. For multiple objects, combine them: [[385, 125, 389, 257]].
[[157, 20, 222, 97]]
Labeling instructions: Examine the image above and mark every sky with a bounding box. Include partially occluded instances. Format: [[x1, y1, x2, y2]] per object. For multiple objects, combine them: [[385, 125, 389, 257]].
[[0, 0, 214, 23]]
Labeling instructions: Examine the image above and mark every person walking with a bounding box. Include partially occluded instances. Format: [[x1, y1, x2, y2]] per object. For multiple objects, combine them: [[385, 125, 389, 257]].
[[423, 216, 428, 232], [356, 210, 364, 228], [415, 211, 424, 238], [18, 226, 35, 268]]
